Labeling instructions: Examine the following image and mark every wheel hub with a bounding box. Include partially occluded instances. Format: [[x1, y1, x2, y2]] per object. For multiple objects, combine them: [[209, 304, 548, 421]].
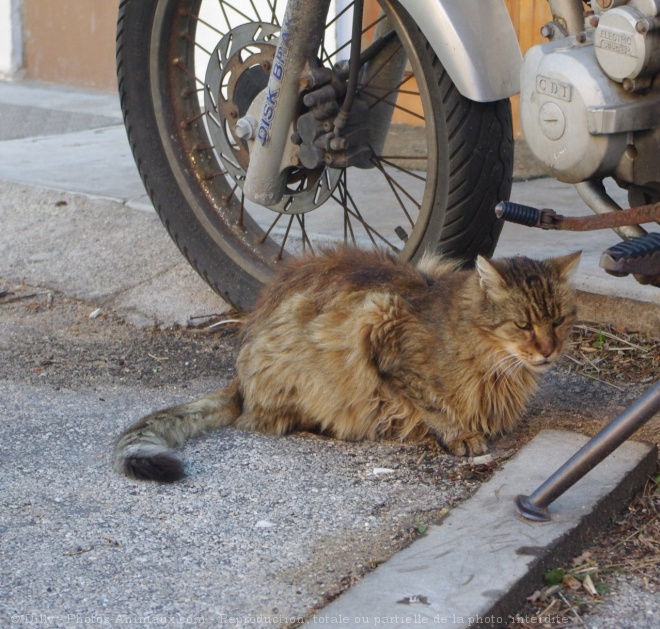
[[204, 22, 340, 214]]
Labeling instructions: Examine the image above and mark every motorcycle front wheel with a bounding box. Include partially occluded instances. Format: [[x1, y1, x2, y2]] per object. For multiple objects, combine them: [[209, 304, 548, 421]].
[[117, 0, 513, 311]]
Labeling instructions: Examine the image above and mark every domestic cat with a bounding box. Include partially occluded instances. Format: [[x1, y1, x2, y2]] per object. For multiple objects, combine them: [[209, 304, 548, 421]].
[[113, 247, 580, 482]]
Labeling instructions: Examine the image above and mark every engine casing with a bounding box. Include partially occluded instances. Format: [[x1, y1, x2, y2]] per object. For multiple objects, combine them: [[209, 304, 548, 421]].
[[520, 2, 660, 187], [521, 38, 627, 183]]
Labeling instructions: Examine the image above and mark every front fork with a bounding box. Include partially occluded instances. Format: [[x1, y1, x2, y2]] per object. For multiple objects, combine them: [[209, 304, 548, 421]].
[[242, 0, 332, 207]]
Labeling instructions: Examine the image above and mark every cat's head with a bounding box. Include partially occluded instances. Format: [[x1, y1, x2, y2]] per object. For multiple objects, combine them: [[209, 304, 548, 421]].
[[474, 252, 581, 372]]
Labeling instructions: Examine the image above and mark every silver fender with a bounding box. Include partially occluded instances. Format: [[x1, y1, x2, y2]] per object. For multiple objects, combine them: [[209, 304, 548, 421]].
[[398, 0, 521, 102]]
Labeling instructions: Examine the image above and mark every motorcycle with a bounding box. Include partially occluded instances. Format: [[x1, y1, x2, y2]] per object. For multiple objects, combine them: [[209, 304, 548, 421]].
[[116, 0, 660, 311]]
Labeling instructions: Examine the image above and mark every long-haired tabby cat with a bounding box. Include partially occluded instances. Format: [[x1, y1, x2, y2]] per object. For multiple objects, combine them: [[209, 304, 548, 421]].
[[114, 247, 580, 482]]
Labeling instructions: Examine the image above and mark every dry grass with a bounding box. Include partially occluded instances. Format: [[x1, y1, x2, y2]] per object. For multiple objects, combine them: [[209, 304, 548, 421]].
[[562, 322, 659, 389], [508, 474, 660, 627]]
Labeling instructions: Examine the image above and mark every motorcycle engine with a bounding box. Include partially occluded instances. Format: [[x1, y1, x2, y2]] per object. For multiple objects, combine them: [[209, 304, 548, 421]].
[[520, 0, 660, 189]]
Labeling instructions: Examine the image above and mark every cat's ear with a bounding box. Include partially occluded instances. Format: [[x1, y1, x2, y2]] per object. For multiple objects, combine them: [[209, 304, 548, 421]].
[[475, 255, 508, 299], [552, 251, 581, 280]]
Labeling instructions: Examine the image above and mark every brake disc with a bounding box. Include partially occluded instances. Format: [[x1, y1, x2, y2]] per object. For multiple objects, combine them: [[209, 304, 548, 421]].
[[203, 22, 340, 214]]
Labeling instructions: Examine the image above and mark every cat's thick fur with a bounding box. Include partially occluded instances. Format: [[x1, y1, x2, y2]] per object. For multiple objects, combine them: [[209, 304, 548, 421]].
[[113, 247, 580, 482]]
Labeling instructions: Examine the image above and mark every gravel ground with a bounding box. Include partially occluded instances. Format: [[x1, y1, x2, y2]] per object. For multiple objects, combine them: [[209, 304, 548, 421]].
[[0, 289, 487, 626], [579, 575, 659, 629], [2, 379, 475, 625], [0, 285, 657, 628]]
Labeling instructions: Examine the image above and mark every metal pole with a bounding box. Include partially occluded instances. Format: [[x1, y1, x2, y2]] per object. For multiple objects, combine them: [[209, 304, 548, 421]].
[[516, 380, 660, 522]]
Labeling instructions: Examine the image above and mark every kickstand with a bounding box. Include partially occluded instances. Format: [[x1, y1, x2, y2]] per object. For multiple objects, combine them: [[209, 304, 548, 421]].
[[515, 380, 660, 521]]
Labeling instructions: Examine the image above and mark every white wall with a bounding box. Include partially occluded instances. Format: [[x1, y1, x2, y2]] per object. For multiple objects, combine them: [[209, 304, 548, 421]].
[[0, 0, 23, 77]]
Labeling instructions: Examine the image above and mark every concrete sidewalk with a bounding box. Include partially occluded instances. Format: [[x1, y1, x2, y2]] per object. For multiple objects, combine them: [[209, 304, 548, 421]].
[[1, 80, 658, 628], [0, 80, 658, 330]]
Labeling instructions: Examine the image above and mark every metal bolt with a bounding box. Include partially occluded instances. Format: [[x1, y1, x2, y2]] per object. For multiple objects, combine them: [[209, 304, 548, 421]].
[[576, 31, 587, 43], [589, 15, 599, 28], [261, 60, 272, 72], [540, 24, 553, 39], [234, 115, 258, 140], [329, 136, 347, 151], [636, 19, 649, 34], [622, 78, 634, 92], [334, 60, 349, 74], [291, 155, 300, 166]]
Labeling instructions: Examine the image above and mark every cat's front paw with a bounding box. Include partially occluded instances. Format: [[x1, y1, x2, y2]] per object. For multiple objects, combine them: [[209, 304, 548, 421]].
[[445, 433, 488, 457]]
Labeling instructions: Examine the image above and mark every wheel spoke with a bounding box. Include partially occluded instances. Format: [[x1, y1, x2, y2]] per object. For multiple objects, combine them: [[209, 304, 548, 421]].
[[182, 33, 214, 57], [338, 175, 358, 247], [247, 0, 260, 21], [344, 209, 357, 245], [176, 59, 207, 88], [216, 1, 258, 30], [325, 1, 353, 30], [361, 72, 422, 120], [296, 214, 315, 255], [333, 172, 399, 252], [235, 188, 244, 227], [375, 99, 425, 123], [376, 157, 427, 183], [321, 2, 354, 63], [360, 44, 408, 91], [182, 9, 225, 38], [323, 9, 386, 63], [378, 155, 426, 161], [258, 212, 283, 244], [203, 169, 228, 180], [369, 158, 417, 227], [334, 171, 375, 246], [319, 34, 333, 70], [372, 156, 426, 200], [266, 0, 280, 26], [333, 170, 376, 247], [184, 110, 209, 126], [276, 214, 295, 260]]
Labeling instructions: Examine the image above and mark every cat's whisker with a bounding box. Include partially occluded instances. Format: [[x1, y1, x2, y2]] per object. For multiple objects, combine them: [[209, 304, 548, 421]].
[[471, 349, 517, 395], [480, 349, 510, 376], [479, 351, 519, 387], [496, 355, 525, 386], [478, 357, 510, 388], [480, 352, 527, 395]]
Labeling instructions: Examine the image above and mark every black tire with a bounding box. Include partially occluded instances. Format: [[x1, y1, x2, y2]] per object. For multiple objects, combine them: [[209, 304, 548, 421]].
[[117, 0, 513, 311]]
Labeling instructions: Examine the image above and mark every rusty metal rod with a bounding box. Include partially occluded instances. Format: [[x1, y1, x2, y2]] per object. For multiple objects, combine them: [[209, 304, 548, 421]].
[[516, 380, 660, 522], [495, 201, 660, 232]]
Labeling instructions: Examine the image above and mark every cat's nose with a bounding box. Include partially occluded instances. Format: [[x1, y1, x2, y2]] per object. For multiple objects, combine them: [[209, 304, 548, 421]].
[[536, 338, 555, 358]]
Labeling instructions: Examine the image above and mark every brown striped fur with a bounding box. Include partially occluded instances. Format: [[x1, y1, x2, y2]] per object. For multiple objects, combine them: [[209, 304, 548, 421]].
[[113, 247, 580, 482]]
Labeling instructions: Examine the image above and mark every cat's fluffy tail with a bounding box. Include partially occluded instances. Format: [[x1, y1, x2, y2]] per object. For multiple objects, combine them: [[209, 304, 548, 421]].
[[113, 379, 242, 482]]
